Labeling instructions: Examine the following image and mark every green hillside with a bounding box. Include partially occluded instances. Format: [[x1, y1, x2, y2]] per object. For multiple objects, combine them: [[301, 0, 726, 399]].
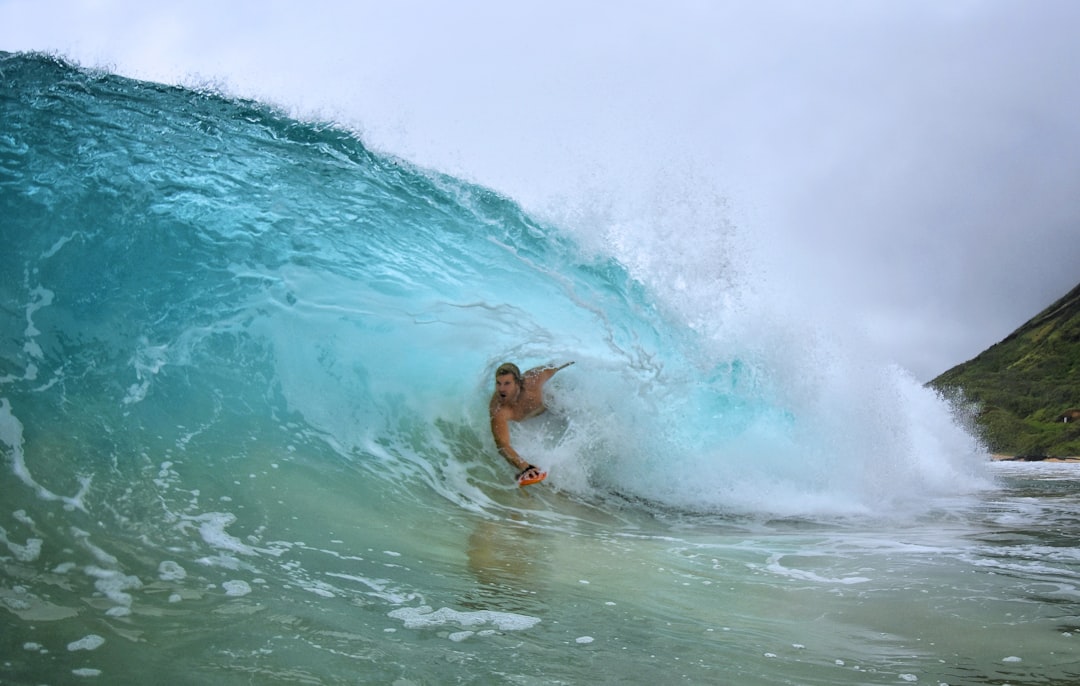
[[929, 281, 1080, 457]]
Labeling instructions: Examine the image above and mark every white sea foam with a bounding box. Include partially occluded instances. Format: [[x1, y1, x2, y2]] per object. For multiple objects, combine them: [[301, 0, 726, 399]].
[[325, 572, 413, 604], [388, 605, 540, 632], [22, 286, 53, 362], [41, 233, 76, 259], [0, 398, 90, 512], [83, 566, 142, 606], [158, 560, 188, 581], [67, 634, 105, 651], [184, 512, 290, 562], [193, 512, 256, 555], [72, 528, 118, 566], [763, 554, 871, 585], [0, 527, 42, 562], [122, 337, 170, 405], [304, 584, 336, 598], [222, 580, 252, 596]]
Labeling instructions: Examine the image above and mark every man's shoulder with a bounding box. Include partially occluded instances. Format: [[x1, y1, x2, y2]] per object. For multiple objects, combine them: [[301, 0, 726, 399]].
[[522, 367, 549, 384]]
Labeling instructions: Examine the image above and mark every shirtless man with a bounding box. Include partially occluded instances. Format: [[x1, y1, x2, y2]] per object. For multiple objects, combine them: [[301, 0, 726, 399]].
[[489, 361, 574, 483]]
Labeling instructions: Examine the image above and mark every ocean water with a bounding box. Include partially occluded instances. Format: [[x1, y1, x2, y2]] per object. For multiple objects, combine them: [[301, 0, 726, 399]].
[[2, 51, 1078, 685]]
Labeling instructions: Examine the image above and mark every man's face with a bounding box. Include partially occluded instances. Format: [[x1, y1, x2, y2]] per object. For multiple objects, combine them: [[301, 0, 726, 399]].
[[495, 373, 520, 402]]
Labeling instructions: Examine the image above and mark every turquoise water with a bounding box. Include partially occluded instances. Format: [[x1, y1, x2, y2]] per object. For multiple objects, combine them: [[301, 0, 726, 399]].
[[2, 52, 1078, 684]]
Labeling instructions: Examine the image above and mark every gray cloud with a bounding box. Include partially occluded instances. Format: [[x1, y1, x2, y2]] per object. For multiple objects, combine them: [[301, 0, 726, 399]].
[[3, 0, 1078, 380]]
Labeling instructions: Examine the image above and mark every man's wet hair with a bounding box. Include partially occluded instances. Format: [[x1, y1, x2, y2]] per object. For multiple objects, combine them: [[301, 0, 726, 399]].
[[495, 362, 524, 387]]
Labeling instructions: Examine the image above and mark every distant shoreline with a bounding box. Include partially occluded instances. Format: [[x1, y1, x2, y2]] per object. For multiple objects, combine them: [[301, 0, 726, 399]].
[[991, 454, 1080, 463]]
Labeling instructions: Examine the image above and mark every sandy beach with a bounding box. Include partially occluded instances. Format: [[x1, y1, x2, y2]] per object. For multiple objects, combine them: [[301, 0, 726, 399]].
[[991, 454, 1080, 463]]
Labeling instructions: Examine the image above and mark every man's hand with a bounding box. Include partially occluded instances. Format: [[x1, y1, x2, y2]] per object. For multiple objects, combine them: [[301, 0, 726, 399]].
[[515, 464, 543, 483]]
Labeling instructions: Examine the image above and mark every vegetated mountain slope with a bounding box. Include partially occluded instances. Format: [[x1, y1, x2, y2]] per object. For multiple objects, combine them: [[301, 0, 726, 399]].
[[930, 282, 1080, 456]]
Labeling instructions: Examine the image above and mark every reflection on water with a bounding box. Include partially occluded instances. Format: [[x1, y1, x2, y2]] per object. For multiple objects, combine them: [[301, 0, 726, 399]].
[[463, 516, 552, 615]]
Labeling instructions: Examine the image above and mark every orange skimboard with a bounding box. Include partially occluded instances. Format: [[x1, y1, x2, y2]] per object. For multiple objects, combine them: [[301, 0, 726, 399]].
[[517, 471, 548, 487]]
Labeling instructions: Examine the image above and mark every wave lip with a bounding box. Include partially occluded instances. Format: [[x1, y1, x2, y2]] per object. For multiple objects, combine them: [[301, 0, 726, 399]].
[[0, 52, 987, 525]]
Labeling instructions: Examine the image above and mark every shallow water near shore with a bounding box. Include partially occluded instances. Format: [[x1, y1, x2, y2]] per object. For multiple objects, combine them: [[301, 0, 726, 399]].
[[3, 53, 1077, 684], [3, 457, 1079, 684]]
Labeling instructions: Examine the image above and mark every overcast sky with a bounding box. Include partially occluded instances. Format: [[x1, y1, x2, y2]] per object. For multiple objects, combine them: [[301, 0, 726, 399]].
[[3, 0, 1079, 381]]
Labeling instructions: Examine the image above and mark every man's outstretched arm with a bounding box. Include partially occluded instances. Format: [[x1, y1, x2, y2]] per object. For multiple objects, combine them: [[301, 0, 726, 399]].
[[490, 411, 529, 472], [530, 360, 575, 384]]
